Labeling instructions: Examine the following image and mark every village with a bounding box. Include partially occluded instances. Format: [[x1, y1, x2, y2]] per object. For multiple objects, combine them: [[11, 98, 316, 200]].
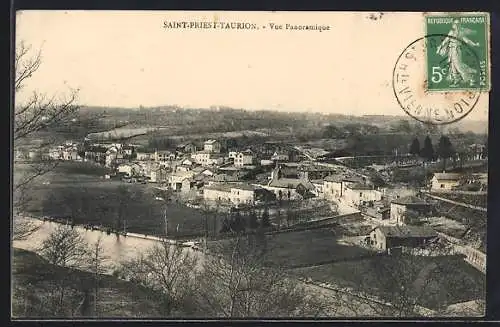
[[16, 135, 488, 271]]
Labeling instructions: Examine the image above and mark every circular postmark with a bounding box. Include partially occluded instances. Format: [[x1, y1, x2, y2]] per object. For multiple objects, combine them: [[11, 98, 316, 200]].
[[392, 34, 481, 125]]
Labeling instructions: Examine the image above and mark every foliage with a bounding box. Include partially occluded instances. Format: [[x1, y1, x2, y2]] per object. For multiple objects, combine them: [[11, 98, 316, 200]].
[[198, 236, 327, 317], [437, 135, 455, 170], [118, 240, 199, 316], [37, 225, 90, 315], [420, 136, 435, 161], [14, 41, 80, 240], [409, 138, 421, 156], [260, 207, 271, 228]]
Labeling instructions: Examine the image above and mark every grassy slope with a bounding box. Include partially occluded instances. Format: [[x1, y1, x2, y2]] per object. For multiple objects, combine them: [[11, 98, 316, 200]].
[[16, 161, 206, 238], [11, 248, 164, 318], [209, 228, 374, 269], [290, 254, 485, 311]]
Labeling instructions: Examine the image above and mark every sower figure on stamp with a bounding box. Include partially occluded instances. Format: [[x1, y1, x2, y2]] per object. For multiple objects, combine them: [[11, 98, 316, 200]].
[[436, 19, 480, 87]]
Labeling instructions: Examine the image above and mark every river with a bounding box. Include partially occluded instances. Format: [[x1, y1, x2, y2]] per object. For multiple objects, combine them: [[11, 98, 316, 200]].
[[12, 219, 204, 274]]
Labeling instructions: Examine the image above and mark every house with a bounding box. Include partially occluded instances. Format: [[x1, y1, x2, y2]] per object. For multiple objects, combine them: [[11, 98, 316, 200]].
[[207, 173, 240, 185], [48, 147, 62, 160], [117, 163, 142, 176], [430, 172, 462, 191], [84, 146, 108, 164], [150, 166, 169, 183], [136, 150, 155, 161], [168, 171, 197, 192], [191, 151, 225, 166], [263, 166, 316, 200], [380, 186, 416, 202], [182, 158, 194, 166], [200, 168, 216, 176], [369, 225, 438, 251], [122, 145, 135, 156], [298, 164, 338, 181], [176, 143, 197, 154], [203, 139, 221, 153], [323, 174, 366, 200], [343, 183, 382, 207], [271, 151, 290, 162], [203, 183, 259, 206], [311, 180, 325, 197], [362, 201, 391, 220], [467, 143, 487, 160], [260, 159, 275, 167], [233, 150, 254, 167], [390, 196, 434, 225], [61, 148, 79, 161], [154, 150, 176, 162], [175, 164, 194, 172]]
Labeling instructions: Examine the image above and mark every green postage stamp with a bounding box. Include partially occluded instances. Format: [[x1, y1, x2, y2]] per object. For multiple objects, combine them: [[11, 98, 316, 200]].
[[425, 13, 490, 91]]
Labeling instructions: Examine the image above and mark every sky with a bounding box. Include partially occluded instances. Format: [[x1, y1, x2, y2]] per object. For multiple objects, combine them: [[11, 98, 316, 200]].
[[15, 11, 488, 121]]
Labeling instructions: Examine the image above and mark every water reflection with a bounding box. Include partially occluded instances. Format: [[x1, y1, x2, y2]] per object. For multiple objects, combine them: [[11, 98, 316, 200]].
[[13, 220, 202, 274]]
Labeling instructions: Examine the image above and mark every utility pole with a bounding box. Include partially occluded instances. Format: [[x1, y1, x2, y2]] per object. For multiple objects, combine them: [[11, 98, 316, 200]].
[[163, 206, 168, 239]]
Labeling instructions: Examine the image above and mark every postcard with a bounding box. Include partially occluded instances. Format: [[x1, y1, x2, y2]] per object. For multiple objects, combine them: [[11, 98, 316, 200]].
[[13, 11, 488, 319]]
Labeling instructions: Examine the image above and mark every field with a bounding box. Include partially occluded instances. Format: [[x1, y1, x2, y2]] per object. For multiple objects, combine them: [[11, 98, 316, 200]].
[[423, 216, 467, 239], [87, 126, 159, 141], [289, 254, 485, 311], [15, 162, 207, 238], [434, 201, 486, 252], [210, 228, 374, 269], [432, 193, 487, 209], [11, 248, 169, 317]]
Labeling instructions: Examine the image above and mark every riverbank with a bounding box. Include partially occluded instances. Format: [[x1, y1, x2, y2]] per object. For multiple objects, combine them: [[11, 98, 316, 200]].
[[11, 248, 167, 318]]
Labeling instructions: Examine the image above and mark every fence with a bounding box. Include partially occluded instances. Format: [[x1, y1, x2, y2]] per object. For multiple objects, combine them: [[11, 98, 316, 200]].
[[436, 232, 486, 274]]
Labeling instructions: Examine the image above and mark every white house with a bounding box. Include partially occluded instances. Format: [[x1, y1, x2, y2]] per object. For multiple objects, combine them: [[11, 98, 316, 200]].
[[182, 158, 194, 166], [203, 139, 221, 153], [136, 151, 154, 161], [323, 174, 367, 201], [191, 151, 225, 166], [117, 163, 142, 176], [61, 148, 79, 161], [168, 171, 196, 192], [155, 150, 176, 162], [150, 167, 169, 183], [203, 183, 259, 206], [343, 183, 382, 206], [233, 150, 254, 167], [430, 173, 462, 191], [271, 151, 289, 162]]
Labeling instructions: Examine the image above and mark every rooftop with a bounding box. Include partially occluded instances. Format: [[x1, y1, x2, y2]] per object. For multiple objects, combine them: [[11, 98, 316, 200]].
[[87, 146, 108, 153], [346, 183, 373, 190], [433, 173, 463, 181], [268, 178, 315, 190], [324, 174, 365, 183], [204, 139, 219, 144], [374, 225, 437, 238], [204, 183, 233, 192]]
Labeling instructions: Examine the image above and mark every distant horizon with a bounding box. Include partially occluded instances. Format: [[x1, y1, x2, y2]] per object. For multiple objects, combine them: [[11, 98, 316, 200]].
[[16, 11, 489, 122], [79, 103, 489, 122]]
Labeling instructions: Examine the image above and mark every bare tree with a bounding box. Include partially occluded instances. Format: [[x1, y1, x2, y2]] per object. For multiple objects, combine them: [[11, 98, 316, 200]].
[[86, 236, 109, 317], [118, 240, 200, 316], [13, 40, 80, 240], [197, 235, 327, 318], [37, 224, 90, 316]]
